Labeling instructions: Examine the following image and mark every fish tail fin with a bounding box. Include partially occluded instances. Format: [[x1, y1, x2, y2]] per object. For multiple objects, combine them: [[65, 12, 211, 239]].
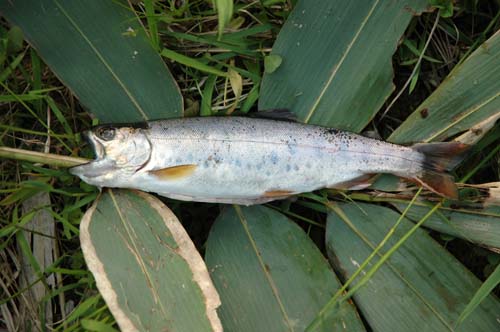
[[411, 142, 469, 199]]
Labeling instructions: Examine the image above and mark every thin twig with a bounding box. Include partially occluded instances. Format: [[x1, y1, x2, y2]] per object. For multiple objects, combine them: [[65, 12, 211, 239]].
[[0, 147, 88, 168]]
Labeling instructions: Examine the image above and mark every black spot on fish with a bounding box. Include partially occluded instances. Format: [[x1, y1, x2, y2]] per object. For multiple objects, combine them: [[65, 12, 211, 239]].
[[324, 128, 339, 135]]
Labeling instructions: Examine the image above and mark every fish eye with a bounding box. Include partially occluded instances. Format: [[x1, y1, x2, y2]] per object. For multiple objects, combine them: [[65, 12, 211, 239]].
[[97, 127, 116, 141]]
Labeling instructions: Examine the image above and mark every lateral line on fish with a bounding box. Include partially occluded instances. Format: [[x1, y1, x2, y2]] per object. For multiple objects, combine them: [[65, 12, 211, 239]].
[[146, 137, 422, 163]]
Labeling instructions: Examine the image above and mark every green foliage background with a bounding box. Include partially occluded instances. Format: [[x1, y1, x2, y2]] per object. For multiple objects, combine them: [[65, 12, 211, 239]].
[[0, 0, 499, 331]]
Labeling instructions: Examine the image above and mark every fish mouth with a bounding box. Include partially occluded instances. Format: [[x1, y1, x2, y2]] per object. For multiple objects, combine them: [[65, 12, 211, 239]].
[[83, 130, 105, 160], [68, 131, 106, 178]]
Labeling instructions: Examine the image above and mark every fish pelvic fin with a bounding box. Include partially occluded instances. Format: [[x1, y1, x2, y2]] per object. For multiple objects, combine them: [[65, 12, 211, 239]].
[[263, 190, 295, 197], [329, 174, 376, 191], [411, 142, 469, 199]]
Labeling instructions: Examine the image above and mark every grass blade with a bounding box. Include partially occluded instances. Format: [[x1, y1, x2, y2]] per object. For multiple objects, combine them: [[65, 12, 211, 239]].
[[457, 262, 500, 326], [161, 48, 229, 77]]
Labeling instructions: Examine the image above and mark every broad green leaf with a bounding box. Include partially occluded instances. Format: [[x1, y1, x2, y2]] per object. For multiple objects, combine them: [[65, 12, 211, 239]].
[[326, 203, 500, 331], [389, 30, 500, 143], [1, 0, 182, 123], [205, 205, 365, 332], [259, 0, 428, 132], [80, 190, 222, 332], [392, 202, 500, 248]]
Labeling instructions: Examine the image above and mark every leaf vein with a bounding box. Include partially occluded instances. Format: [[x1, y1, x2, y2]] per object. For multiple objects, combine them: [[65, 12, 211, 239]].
[[53, 0, 149, 121]]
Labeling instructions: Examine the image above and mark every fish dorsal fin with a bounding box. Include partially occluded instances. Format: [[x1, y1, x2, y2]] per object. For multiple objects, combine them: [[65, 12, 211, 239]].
[[149, 164, 197, 180], [251, 109, 298, 122]]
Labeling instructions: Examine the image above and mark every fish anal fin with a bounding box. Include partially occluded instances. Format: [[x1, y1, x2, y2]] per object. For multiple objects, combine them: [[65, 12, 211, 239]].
[[263, 189, 295, 197], [329, 174, 376, 190], [410, 171, 458, 199], [149, 164, 197, 180]]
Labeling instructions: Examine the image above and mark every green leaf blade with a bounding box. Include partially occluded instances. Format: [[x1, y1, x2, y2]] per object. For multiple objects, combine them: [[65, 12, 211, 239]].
[[326, 203, 500, 331], [458, 262, 500, 325], [389, 30, 500, 143], [161, 48, 228, 78], [205, 205, 365, 332], [1, 0, 183, 123], [393, 203, 500, 248], [80, 190, 222, 332], [214, 0, 234, 38], [259, 0, 428, 132]]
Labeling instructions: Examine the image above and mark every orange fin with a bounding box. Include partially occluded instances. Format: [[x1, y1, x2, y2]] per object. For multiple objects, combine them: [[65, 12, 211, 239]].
[[410, 142, 469, 199], [410, 172, 458, 199], [149, 164, 197, 180], [329, 174, 376, 190], [413, 142, 469, 171], [263, 190, 294, 197]]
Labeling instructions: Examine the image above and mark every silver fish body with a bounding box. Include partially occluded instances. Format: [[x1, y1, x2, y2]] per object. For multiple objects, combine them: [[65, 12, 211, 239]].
[[70, 117, 464, 204]]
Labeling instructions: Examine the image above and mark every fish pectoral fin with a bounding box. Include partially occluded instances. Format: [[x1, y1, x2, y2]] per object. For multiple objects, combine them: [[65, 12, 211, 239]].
[[329, 174, 377, 190], [263, 190, 295, 197], [149, 164, 197, 180]]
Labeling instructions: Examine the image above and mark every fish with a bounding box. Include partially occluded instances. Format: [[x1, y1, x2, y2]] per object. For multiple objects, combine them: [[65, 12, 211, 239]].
[[69, 116, 468, 205]]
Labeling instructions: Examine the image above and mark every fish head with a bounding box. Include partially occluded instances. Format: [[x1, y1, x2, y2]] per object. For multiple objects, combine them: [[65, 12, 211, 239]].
[[70, 125, 151, 187]]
